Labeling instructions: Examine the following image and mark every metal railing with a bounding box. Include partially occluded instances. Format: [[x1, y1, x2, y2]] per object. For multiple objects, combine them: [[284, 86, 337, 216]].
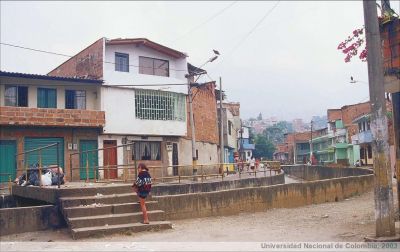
[[69, 142, 282, 184], [15, 143, 62, 188]]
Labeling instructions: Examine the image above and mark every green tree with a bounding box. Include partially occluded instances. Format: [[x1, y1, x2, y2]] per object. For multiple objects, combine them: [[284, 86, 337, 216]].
[[253, 134, 275, 159]]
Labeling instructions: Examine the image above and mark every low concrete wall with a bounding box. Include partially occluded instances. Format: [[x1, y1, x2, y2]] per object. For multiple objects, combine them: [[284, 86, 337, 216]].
[[0, 195, 17, 209], [154, 174, 374, 220], [0, 205, 65, 236], [282, 165, 373, 181], [152, 173, 285, 196]]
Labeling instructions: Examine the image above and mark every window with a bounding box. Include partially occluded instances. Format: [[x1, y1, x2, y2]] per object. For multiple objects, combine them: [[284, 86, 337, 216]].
[[5, 86, 28, 107], [135, 89, 185, 121], [115, 52, 129, 72], [139, 56, 169, 77], [65, 90, 86, 109], [37, 88, 57, 108], [133, 142, 161, 160], [228, 121, 233, 135]]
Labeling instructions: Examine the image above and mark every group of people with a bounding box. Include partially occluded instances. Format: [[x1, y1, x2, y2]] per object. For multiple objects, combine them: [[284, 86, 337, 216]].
[[234, 156, 262, 173]]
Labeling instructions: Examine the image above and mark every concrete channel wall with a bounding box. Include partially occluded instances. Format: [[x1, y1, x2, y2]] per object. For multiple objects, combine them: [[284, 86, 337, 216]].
[[282, 165, 373, 180], [154, 167, 374, 220], [151, 173, 285, 196], [0, 205, 65, 236]]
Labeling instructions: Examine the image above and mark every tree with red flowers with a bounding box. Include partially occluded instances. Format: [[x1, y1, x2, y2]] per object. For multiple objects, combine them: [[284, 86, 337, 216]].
[[337, 27, 367, 63]]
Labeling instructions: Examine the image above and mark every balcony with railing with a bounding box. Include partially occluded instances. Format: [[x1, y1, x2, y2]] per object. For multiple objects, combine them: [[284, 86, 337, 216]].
[[0, 106, 105, 128], [351, 130, 372, 145]]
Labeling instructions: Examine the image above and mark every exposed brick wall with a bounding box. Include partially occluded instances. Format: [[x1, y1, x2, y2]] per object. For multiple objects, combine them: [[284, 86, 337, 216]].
[[48, 38, 104, 79], [186, 82, 219, 145], [327, 109, 342, 122], [381, 18, 400, 71], [0, 107, 105, 128], [341, 102, 371, 126], [0, 127, 100, 182]]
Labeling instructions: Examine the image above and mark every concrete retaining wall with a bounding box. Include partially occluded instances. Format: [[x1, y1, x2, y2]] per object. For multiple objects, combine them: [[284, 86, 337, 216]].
[[282, 165, 373, 181], [154, 174, 374, 220], [152, 173, 285, 196], [0, 205, 65, 236], [0, 195, 17, 209]]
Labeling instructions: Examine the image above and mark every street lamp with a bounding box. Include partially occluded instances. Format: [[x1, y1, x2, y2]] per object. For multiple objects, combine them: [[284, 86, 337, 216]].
[[186, 50, 219, 176]]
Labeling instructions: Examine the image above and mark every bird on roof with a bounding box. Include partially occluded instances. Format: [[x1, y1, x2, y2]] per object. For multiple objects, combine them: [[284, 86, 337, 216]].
[[213, 49, 220, 55]]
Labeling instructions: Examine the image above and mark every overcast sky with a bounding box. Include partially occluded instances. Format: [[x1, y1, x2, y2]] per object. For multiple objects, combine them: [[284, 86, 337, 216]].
[[1, 1, 398, 122]]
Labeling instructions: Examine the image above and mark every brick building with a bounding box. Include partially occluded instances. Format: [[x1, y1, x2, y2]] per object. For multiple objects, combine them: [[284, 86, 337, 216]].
[[324, 101, 394, 167], [180, 81, 220, 175], [0, 71, 104, 182]]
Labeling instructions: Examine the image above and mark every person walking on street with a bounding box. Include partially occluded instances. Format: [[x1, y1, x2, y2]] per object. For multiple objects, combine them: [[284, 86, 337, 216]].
[[132, 163, 152, 224]]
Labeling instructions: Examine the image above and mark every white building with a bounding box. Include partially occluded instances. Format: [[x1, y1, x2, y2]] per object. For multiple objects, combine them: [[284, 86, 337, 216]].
[[49, 38, 190, 179]]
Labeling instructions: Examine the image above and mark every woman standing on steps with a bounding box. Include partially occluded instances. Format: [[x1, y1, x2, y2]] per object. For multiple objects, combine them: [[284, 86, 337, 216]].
[[132, 163, 152, 224]]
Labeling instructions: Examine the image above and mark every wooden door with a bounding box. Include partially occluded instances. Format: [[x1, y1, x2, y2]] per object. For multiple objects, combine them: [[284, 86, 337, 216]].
[[80, 140, 98, 180], [0, 140, 16, 183], [103, 140, 117, 179]]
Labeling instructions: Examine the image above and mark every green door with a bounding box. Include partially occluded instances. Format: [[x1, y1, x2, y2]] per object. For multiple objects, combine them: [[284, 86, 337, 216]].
[[80, 140, 98, 180], [0, 140, 17, 183], [24, 138, 64, 168]]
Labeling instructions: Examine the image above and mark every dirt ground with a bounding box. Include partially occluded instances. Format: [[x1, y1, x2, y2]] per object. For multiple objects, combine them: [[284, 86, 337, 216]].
[[3, 188, 399, 244]]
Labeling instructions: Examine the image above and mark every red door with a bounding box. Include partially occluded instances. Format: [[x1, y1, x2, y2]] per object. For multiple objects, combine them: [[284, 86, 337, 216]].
[[103, 140, 117, 179]]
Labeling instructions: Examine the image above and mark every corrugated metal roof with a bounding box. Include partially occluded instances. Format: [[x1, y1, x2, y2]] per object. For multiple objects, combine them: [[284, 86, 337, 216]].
[[0, 70, 103, 84]]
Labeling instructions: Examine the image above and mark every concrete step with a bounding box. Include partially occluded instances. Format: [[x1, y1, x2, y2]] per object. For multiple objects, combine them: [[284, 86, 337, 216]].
[[63, 201, 159, 218], [71, 220, 172, 240], [68, 210, 166, 229], [58, 185, 134, 198], [60, 193, 153, 208]]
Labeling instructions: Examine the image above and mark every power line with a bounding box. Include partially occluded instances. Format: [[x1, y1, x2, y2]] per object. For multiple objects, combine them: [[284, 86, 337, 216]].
[[213, 1, 280, 70], [171, 1, 237, 43], [0, 42, 72, 57], [0, 42, 188, 72]]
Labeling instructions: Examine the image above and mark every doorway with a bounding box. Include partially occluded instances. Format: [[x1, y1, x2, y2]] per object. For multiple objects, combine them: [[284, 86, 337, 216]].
[[103, 140, 117, 179], [172, 143, 179, 176]]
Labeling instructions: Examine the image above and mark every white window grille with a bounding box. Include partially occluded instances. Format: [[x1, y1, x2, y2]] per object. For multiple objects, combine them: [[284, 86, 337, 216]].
[[135, 89, 186, 121]]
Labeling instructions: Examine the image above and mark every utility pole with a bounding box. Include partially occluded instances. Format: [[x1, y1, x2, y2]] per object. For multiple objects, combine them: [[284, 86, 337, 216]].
[[381, 0, 400, 226], [310, 120, 313, 162], [219, 77, 224, 174], [187, 76, 197, 176], [363, 0, 395, 237]]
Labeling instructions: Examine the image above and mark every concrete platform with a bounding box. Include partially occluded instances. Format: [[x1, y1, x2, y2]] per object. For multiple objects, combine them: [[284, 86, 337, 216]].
[[11, 182, 133, 204]]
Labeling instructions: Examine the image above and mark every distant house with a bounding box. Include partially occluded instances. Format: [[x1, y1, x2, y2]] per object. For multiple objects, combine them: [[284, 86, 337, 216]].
[[237, 126, 255, 162], [0, 71, 104, 182], [351, 114, 373, 166], [273, 143, 289, 163], [220, 102, 241, 163]]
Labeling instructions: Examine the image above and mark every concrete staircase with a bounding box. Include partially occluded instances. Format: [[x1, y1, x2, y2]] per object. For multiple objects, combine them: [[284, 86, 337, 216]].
[[59, 186, 172, 239]]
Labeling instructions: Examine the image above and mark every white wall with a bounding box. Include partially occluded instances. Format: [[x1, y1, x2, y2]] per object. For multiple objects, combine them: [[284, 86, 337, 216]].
[[103, 44, 188, 94], [238, 127, 250, 139], [224, 109, 237, 149], [179, 139, 219, 175], [0, 78, 100, 110], [101, 86, 187, 136]]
